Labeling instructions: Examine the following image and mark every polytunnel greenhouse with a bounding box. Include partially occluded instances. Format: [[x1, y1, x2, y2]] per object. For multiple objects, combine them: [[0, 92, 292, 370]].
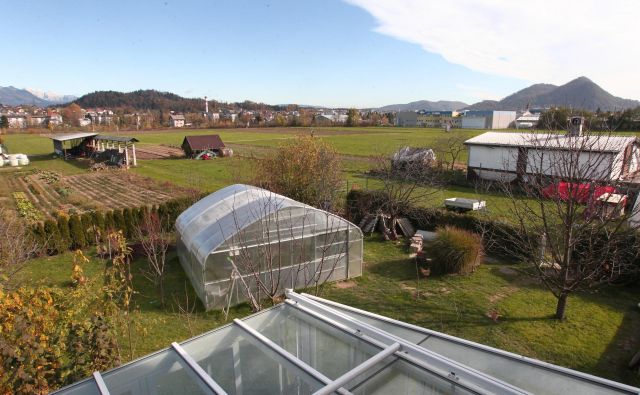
[[175, 184, 363, 310]]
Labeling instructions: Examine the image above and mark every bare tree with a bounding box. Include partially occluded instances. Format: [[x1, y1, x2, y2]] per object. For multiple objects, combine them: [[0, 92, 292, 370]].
[[495, 127, 640, 320], [433, 134, 467, 171], [134, 211, 170, 307], [371, 148, 442, 239], [0, 209, 41, 286], [221, 189, 352, 312]]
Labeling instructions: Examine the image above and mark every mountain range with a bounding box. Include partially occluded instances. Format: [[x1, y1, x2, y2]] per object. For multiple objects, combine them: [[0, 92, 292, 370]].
[[0, 86, 76, 106], [382, 77, 639, 112], [2, 77, 638, 112], [376, 100, 468, 112]]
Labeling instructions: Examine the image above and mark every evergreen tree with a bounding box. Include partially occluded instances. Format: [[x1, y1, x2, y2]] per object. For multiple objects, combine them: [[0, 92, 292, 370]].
[[69, 215, 87, 249], [44, 219, 65, 254], [57, 215, 71, 251], [113, 209, 126, 233], [122, 208, 135, 238], [104, 211, 115, 232], [30, 222, 46, 253]]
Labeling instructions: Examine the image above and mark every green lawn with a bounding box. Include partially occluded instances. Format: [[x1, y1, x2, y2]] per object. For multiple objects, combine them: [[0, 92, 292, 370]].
[[322, 236, 640, 387], [13, 236, 640, 387], [4, 126, 640, 388]]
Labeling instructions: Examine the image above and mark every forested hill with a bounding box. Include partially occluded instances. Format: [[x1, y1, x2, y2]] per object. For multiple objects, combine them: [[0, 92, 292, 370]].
[[73, 90, 288, 112]]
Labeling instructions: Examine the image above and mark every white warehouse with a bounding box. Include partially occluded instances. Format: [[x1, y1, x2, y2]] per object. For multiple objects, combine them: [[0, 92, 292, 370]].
[[461, 110, 517, 129], [464, 132, 640, 182]]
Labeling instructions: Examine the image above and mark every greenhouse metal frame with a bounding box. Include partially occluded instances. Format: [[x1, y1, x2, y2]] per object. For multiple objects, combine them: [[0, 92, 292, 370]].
[[54, 290, 640, 395], [175, 184, 363, 310]]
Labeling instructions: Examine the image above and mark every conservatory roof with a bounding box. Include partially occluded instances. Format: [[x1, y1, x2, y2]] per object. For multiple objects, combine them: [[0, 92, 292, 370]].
[[176, 184, 350, 264], [53, 291, 640, 395]]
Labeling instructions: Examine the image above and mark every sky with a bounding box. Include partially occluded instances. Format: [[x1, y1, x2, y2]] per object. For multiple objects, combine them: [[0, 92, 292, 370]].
[[1, 0, 638, 108]]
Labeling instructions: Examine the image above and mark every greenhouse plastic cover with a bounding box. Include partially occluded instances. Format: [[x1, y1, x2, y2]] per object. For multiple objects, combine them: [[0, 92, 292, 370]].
[[53, 291, 640, 395], [176, 184, 318, 264]]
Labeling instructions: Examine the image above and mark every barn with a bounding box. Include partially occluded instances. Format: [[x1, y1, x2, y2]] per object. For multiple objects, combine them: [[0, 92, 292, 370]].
[[464, 132, 640, 182], [181, 134, 229, 158]]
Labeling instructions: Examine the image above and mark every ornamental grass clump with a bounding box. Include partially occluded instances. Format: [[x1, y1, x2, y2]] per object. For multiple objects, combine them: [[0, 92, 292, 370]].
[[429, 226, 484, 275]]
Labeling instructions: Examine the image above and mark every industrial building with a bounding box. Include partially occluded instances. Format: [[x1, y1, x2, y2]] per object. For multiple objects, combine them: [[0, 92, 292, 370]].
[[416, 111, 461, 128], [175, 184, 363, 310], [395, 111, 418, 127], [461, 110, 517, 129]]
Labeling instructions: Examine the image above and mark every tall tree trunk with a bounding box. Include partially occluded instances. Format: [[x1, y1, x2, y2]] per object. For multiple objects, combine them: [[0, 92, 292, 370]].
[[555, 292, 569, 320]]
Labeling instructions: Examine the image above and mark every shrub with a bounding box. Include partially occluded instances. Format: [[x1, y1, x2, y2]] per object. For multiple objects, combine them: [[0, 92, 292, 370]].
[[104, 211, 115, 232], [57, 215, 71, 251], [122, 208, 135, 238], [427, 226, 484, 275], [44, 220, 65, 255], [91, 211, 105, 233], [68, 215, 87, 249], [113, 209, 126, 233]]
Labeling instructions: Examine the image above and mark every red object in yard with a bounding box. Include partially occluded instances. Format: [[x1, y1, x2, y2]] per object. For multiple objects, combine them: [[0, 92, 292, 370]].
[[541, 182, 615, 204]]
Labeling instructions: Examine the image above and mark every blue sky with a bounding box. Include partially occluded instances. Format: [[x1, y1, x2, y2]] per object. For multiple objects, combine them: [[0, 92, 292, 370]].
[[1, 0, 637, 107]]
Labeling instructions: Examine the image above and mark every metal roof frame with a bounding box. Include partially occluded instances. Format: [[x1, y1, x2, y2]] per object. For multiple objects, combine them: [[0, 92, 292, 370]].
[[52, 290, 640, 395]]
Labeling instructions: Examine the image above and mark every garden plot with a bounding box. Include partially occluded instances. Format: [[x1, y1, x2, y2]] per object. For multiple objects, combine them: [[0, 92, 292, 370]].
[[135, 144, 184, 159], [11, 170, 193, 219]]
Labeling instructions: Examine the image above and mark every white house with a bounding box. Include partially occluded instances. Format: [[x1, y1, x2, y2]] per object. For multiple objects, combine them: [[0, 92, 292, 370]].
[[169, 114, 186, 128], [515, 111, 541, 129], [464, 132, 640, 182]]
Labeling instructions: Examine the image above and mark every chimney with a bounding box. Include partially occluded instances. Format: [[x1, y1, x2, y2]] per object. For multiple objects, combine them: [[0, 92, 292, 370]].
[[567, 116, 584, 137], [204, 96, 209, 114]]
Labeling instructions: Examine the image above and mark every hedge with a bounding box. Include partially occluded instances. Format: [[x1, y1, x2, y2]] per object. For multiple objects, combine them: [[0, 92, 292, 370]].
[[35, 195, 203, 256], [346, 189, 532, 261]]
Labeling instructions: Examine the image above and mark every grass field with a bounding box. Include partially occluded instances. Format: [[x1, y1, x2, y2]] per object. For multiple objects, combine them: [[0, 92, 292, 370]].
[[3, 126, 640, 388], [12, 236, 640, 387]]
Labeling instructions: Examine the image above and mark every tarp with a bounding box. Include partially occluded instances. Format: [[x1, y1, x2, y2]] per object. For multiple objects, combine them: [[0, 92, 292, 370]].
[[541, 182, 615, 204]]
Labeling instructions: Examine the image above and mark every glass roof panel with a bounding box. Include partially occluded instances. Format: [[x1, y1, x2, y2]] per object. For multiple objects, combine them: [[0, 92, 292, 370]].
[[180, 317, 324, 394], [244, 304, 384, 380], [51, 379, 101, 395], [348, 359, 476, 395], [312, 297, 635, 395], [101, 348, 210, 395]]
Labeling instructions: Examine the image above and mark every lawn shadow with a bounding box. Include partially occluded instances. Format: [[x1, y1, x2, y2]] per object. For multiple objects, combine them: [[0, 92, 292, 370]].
[[367, 257, 418, 281], [29, 155, 91, 170], [594, 304, 640, 386]]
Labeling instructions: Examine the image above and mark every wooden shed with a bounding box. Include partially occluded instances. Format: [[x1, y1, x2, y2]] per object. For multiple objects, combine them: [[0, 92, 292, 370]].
[[181, 134, 228, 158]]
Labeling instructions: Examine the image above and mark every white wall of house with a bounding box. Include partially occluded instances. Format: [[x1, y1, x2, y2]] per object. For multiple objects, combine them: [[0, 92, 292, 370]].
[[468, 145, 518, 171], [468, 143, 627, 182], [526, 149, 616, 180]]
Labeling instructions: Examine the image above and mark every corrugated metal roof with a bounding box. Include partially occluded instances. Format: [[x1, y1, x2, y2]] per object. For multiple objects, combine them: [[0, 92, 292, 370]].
[[464, 132, 636, 152], [48, 132, 98, 142]]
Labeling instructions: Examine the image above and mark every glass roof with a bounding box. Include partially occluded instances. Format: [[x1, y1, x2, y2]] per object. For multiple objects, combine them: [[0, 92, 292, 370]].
[[53, 291, 640, 395]]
